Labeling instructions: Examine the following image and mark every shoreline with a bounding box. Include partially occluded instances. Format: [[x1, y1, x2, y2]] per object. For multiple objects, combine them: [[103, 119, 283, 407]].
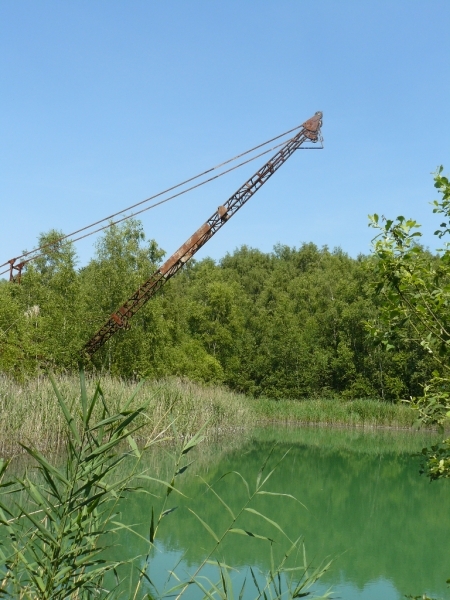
[[0, 374, 434, 456]]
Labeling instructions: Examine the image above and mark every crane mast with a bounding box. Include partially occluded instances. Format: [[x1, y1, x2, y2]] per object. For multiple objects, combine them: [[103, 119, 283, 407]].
[[83, 111, 323, 357]]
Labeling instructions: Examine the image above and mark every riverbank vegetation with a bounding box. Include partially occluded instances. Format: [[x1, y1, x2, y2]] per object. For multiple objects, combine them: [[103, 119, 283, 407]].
[[0, 170, 448, 470], [0, 374, 417, 457], [0, 375, 251, 456]]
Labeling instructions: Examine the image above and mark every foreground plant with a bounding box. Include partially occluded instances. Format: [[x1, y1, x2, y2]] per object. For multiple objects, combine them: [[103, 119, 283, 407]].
[[129, 445, 331, 600], [0, 368, 154, 598], [0, 370, 331, 599], [368, 166, 450, 478], [369, 166, 450, 600]]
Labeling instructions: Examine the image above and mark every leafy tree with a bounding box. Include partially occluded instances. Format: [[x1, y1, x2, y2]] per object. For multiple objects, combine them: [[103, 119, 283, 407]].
[[0, 280, 31, 376], [79, 220, 165, 375], [1, 214, 434, 402], [369, 166, 450, 479], [0, 231, 81, 374]]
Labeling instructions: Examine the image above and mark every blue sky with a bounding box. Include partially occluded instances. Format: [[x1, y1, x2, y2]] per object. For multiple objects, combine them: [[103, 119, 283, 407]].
[[1, 1, 449, 271]]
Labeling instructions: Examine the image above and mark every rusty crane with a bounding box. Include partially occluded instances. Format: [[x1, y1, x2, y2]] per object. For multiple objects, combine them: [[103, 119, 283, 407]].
[[82, 111, 323, 358]]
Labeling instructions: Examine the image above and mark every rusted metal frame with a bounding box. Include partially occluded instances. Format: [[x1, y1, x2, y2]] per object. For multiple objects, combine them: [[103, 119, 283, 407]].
[[160, 132, 309, 270], [212, 135, 306, 225], [85, 137, 302, 355], [8, 259, 25, 283], [84, 132, 311, 355], [84, 273, 166, 353], [83, 114, 322, 356]]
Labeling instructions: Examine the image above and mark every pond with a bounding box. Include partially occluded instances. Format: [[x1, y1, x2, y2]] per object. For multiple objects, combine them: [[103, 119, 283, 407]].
[[111, 425, 450, 599]]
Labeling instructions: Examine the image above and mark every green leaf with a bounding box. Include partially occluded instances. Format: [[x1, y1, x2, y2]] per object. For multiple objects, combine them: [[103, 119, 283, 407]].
[[229, 528, 274, 542], [19, 444, 70, 486], [86, 382, 102, 424], [161, 506, 178, 519], [110, 521, 156, 545], [22, 508, 59, 545], [244, 507, 291, 540], [175, 461, 194, 477], [49, 372, 81, 445], [122, 378, 146, 411], [34, 575, 46, 592], [187, 508, 220, 543], [79, 366, 88, 426], [215, 471, 250, 499], [197, 476, 235, 520], [238, 575, 247, 600], [256, 445, 276, 489], [149, 506, 155, 543], [0, 458, 10, 481], [256, 491, 307, 509], [127, 435, 141, 458], [182, 433, 205, 455], [136, 476, 187, 497]]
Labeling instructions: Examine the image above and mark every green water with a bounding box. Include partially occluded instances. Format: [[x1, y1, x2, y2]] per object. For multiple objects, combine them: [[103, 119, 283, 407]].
[[115, 426, 450, 599]]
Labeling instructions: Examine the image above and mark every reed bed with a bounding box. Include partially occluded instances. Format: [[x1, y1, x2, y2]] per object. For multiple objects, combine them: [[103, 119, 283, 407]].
[[252, 396, 417, 429], [0, 375, 252, 456], [0, 374, 420, 456]]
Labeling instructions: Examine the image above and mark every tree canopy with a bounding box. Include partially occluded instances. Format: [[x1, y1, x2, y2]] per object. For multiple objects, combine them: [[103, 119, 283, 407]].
[[0, 216, 435, 401], [369, 166, 450, 479]]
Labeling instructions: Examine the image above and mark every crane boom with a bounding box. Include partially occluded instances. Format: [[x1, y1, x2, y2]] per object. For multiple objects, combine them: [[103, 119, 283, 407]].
[[83, 111, 323, 357]]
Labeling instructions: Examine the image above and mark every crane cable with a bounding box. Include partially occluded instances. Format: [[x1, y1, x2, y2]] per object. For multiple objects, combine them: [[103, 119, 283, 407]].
[[0, 123, 317, 278], [0, 133, 302, 277], [0, 124, 302, 271]]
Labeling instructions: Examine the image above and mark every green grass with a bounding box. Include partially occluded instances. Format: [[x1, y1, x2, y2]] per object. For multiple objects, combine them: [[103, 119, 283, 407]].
[[252, 396, 417, 429], [0, 374, 419, 456]]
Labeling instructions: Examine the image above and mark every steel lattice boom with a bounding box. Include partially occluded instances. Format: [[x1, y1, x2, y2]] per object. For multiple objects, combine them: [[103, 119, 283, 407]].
[[83, 111, 323, 357]]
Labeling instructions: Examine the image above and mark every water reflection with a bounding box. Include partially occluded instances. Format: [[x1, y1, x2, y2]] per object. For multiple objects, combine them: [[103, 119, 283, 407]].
[[114, 426, 449, 599]]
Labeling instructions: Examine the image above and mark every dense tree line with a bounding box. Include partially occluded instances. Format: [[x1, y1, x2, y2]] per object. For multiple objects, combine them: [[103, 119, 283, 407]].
[[0, 219, 434, 399]]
